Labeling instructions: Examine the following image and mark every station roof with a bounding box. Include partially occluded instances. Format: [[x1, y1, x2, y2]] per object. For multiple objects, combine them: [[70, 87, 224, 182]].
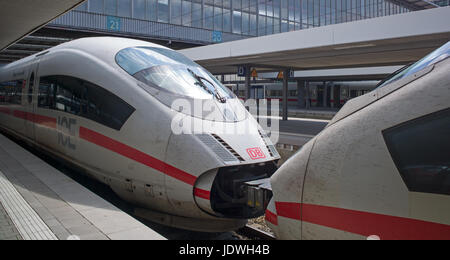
[[0, 0, 86, 52], [180, 7, 450, 75], [388, 0, 440, 10]]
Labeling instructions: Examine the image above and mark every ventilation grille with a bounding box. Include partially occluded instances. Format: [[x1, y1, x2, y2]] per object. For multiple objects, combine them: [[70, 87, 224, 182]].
[[211, 134, 245, 162], [267, 144, 279, 158], [196, 134, 243, 163], [259, 130, 279, 158]]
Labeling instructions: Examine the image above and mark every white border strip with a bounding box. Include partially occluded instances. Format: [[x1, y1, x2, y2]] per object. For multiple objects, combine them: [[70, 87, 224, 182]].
[[0, 170, 57, 240]]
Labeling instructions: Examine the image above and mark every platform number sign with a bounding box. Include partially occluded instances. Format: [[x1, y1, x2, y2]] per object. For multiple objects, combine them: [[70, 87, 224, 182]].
[[212, 31, 223, 43], [107, 16, 121, 31], [238, 66, 246, 77]]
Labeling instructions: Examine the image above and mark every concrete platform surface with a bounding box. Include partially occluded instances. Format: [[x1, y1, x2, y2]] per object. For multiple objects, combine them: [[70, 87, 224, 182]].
[[0, 133, 166, 240], [284, 107, 337, 120]]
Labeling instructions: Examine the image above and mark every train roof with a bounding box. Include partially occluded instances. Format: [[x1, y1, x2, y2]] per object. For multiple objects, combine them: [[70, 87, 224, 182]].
[[0, 37, 170, 72]]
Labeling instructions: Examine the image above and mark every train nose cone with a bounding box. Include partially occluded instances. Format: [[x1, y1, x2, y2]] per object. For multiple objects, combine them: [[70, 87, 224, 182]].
[[194, 162, 277, 219], [167, 96, 249, 123]]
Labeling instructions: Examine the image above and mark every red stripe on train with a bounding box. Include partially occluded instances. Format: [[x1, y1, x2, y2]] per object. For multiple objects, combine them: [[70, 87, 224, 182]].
[[265, 209, 278, 226], [13, 110, 57, 129], [79, 127, 213, 200], [194, 188, 211, 200], [0, 107, 11, 115], [276, 202, 302, 220], [5, 112, 209, 199], [79, 127, 211, 200], [274, 202, 450, 240], [79, 127, 198, 186]]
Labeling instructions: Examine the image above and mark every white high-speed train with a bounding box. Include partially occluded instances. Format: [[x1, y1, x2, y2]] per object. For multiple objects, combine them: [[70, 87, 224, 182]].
[[266, 41, 450, 240], [0, 37, 280, 232]]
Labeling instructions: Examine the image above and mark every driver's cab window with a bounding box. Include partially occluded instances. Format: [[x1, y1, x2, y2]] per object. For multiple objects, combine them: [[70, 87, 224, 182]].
[[383, 108, 450, 195], [115, 46, 235, 101]]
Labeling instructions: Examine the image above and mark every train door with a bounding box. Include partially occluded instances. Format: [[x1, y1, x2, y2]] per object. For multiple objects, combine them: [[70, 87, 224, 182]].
[[24, 59, 39, 141], [317, 86, 324, 107], [333, 85, 341, 108], [326, 86, 331, 108]]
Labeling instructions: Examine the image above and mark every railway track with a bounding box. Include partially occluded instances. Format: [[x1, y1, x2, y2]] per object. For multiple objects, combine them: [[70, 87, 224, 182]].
[[237, 225, 276, 240]]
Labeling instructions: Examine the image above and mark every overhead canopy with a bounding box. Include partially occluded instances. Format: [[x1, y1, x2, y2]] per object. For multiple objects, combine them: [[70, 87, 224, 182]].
[[0, 0, 86, 51], [387, 0, 440, 10], [258, 65, 404, 81], [180, 7, 450, 75]]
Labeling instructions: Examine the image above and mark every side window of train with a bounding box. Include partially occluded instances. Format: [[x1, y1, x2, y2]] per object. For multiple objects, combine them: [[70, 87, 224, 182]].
[[38, 77, 55, 108], [28, 73, 34, 103], [383, 108, 450, 196], [38, 75, 135, 130], [0, 80, 24, 105]]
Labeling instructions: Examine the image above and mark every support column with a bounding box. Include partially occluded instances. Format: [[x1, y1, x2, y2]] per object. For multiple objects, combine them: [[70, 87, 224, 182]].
[[297, 80, 306, 108], [244, 65, 251, 100], [305, 81, 310, 109], [282, 69, 289, 121], [322, 81, 327, 108]]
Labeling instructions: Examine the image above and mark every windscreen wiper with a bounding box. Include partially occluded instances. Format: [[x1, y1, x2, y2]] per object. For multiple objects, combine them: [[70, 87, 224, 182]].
[[375, 62, 413, 89], [188, 68, 227, 103]]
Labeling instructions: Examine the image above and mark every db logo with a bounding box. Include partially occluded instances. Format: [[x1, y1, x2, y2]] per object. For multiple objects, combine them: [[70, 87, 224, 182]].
[[247, 147, 266, 160]]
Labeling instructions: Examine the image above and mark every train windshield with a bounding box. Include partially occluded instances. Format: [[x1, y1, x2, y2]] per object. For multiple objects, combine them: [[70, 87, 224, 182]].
[[376, 41, 450, 89], [116, 47, 234, 101]]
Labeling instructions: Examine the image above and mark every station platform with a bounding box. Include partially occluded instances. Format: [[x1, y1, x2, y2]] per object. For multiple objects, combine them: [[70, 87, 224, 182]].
[[0, 133, 166, 240], [286, 108, 337, 120], [270, 107, 338, 120]]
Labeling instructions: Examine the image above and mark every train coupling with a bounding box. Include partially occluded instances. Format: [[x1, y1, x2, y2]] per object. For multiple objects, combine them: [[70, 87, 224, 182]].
[[243, 178, 272, 212]]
